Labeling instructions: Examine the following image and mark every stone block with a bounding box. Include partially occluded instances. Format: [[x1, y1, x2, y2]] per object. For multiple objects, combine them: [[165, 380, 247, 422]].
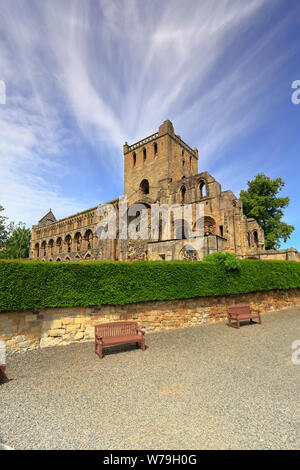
[[49, 329, 65, 337], [74, 331, 84, 340]]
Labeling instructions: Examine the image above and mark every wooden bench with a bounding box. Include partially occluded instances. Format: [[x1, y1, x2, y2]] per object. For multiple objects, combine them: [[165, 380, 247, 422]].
[[227, 304, 261, 329], [0, 365, 6, 385], [95, 321, 146, 359]]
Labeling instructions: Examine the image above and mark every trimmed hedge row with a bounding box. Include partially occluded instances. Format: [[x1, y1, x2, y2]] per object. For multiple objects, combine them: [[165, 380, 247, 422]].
[[0, 259, 300, 312]]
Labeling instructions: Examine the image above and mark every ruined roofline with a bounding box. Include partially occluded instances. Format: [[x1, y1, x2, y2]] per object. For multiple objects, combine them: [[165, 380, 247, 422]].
[[32, 198, 119, 229]]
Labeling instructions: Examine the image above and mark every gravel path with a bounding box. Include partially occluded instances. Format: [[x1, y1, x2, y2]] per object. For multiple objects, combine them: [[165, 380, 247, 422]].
[[1, 308, 299, 450]]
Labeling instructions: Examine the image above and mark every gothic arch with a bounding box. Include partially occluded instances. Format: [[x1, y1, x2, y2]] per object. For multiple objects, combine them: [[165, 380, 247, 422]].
[[65, 234, 72, 253], [180, 245, 198, 261], [180, 185, 186, 204], [140, 179, 149, 195], [41, 240, 47, 257], [84, 230, 93, 250], [198, 179, 207, 198], [194, 216, 216, 236], [34, 242, 39, 258], [56, 237, 62, 254], [253, 230, 259, 247], [48, 239, 54, 256], [74, 232, 82, 252], [247, 232, 251, 248]]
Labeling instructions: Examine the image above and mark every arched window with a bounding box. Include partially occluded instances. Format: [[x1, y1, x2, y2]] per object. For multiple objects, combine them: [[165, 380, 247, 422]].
[[181, 245, 197, 261], [195, 216, 216, 236], [34, 243, 39, 258], [204, 216, 216, 235], [65, 235, 72, 253], [247, 232, 251, 248], [132, 152, 136, 168], [84, 230, 93, 250], [44, 219, 53, 226], [253, 230, 258, 247], [41, 241, 47, 257], [182, 159, 185, 167], [140, 179, 149, 195], [174, 219, 190, 240], [180, 186, 186, 204], [143, 148, 147, 162], [74, 232, 82, 252], [56, 258, 61, 262], [198, 180, 207, 198], [190, 156, 192, 169], [56, 237, 62, 254], [48, 239, 54, 256], [154, 142, 158, 157]]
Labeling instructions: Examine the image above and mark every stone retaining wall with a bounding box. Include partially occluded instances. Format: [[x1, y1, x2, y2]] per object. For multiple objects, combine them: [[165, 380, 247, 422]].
[[1, 288, 299, 354]]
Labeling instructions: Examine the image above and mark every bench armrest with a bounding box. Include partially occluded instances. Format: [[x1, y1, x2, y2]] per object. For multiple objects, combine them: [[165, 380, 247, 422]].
[[137, 328, 145, 335]]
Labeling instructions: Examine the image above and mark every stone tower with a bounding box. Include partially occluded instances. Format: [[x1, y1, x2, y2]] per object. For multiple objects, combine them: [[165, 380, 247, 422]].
[[123, 120, 199, 205]]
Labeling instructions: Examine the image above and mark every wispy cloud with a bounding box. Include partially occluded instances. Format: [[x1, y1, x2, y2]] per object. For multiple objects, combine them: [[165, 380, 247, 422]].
[[0, 0, 299, 234]]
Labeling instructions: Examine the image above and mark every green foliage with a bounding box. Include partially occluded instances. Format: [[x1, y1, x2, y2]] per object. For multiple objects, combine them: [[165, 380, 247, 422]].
[[0, 205, 12, 248], [0, 205, 31, 259], [204, 251, 241, 272], [2, 223, 31, 259], [240, 173, 294, 249], [0, 259, 299, 312]]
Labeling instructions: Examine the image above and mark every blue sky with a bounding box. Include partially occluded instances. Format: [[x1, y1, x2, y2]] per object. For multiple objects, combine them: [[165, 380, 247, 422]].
[[0, 0, 299, 249]]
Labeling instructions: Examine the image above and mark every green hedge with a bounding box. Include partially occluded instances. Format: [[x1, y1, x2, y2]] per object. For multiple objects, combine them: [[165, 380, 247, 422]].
[[0, 259, 299, 312]]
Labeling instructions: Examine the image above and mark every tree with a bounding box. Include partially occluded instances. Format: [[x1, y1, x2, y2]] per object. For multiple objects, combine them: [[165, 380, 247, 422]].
[[240, 173, 294, 250], [4, 223, 31, 259], [0, 205, 9, 248]]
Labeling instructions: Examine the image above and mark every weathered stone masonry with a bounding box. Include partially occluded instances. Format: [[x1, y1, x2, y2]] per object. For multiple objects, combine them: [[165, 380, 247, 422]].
[[31, 119, 295, 263], [1, 289, 299, 354]]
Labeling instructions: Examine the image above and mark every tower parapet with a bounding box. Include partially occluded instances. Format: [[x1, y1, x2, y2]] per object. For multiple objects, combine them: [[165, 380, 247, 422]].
[[123, 120, 198, 204]]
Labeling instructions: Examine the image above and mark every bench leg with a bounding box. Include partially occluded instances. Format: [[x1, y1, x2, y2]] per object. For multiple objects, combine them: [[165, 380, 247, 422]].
[[237, 319, 240, 329], [142, 337, 145, 351], [95, 340, 103, 359], [258, 314, 262, 325], [0, 366, 6, 385]]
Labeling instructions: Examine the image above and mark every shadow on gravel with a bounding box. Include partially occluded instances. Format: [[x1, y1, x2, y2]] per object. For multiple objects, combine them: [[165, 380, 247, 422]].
[[98, 343, 148, 358], [227, 321, 261, 328]]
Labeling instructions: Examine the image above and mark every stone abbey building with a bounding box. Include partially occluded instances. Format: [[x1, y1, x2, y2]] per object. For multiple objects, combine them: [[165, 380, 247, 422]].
[[30, 120, 298, 262]]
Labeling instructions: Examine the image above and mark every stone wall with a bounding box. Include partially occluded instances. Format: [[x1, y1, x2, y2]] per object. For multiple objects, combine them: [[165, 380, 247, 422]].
[[1, 289, 299, 355]]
